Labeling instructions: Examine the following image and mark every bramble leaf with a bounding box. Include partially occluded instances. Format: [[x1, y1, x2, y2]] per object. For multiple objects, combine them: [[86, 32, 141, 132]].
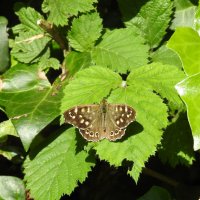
[[24, 128, 94, 199], [65, 51, 92, 76], [61, 66, 122, 112], [68, 13, 102, 52], [128, 63, 185, 110], [42, 0, 97, 26], [91, 28, 149, 73], [122, 0, 173, 48]]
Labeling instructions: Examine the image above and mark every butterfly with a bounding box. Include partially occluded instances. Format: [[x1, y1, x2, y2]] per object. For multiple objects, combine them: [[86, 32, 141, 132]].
[[64, 100, 136, 141]]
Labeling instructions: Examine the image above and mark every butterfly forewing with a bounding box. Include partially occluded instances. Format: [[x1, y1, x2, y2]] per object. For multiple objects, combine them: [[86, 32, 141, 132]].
[[64, 105, 103, 141]]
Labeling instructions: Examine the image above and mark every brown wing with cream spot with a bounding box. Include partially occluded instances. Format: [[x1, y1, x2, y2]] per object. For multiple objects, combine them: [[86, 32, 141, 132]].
[[64, 104, 103, 141], [105, 103, 136, 141]]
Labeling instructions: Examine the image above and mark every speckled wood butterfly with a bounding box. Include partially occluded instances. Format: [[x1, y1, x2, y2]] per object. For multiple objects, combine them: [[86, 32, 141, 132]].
[[64, 100, 136, 141]]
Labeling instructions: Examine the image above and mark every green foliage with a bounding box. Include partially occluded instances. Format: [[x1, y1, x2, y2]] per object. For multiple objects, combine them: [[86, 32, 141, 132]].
[[42, 0, 97, 26], [137, 186, 171, 200], [92, 28, 149, 73], [0, 16, 9, 73], [119, 0, 173, 48], [167, 27, 200, 76], [176, 74, 200, 150], [24, 128, 94, 199], [68, 13, 102, 52], [0, 64, 61, 150], [0, 176, 25, 200], [158, 113, 195, 167], [0, 0, 198, 199]]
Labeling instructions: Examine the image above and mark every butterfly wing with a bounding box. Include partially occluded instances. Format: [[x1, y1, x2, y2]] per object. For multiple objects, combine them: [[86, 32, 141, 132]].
[[64, 105, 103, 141], [105, 103, 136, 141]]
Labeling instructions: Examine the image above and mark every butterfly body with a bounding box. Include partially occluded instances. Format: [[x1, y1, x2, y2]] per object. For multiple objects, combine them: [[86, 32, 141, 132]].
[[64, 100, 136, 141]]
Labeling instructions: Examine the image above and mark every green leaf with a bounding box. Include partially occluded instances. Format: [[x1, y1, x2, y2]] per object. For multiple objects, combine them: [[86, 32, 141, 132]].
[[151, 45, 183, 70], [68, 13, 102, 52], [159, 113, 194, 167], [167, 27, 200, 76], [0, 120, 18, 142], [91, 28, 149, 73], [11, 7, 51, 64], [0, 64, 61, 150], [24, 128, 94, 199], [0, 16, 9, 73], [0, 176, 25, 200], [175, 73, 200, 151], [195, 1, 200, 34], [11, 32, 51, 63], [42, 0, 97, 26], [15, 7, 44, 34], [61, 66, 122, 112], [39, 57, 60, 71], [128, 63, 185, 110], [124, 0, 173, 48], [65, 51, 92, 76], [171, 5, 196, 30], [94, 84, 168, 182], [137, 186, 171, 200]]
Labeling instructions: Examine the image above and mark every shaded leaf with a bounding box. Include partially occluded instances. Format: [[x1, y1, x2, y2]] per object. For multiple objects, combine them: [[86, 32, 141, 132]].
[[0, 120, 18, 142], [0, 63, 61, 150], [137, 186, 171, 200], [159, 112, 194, 167], [65, 51, 92, 76]]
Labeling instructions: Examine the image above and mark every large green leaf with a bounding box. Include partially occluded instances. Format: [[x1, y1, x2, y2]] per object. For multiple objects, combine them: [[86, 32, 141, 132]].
[[42, 0, 97, 26], [68, 13, 102, 52], [24, 128, 94, 200], [0, 176, 25, 200], [175, 73, 200, 150], [0, 64, 61, 150], [91, 28, 149, 73], [60, 64, 184, 181], [94, 85, 168, 182], [123, 0, 173, 48], [128, 63, 185, 109], [0, 16, 9, 73], [61, 66, 122, 111], [167, 27, 200, 76]]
